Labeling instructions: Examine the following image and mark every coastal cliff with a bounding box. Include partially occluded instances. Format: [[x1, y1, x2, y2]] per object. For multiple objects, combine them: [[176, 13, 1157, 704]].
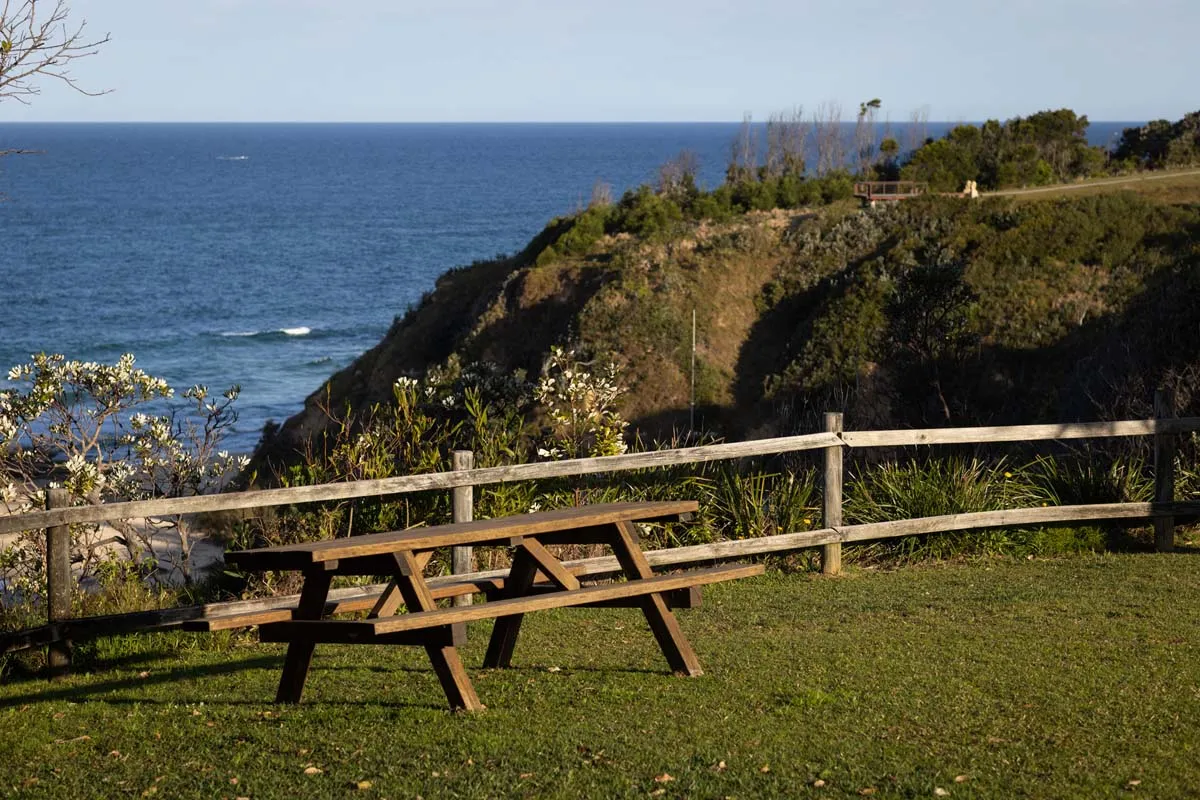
[[255, 184, 1200, 472]]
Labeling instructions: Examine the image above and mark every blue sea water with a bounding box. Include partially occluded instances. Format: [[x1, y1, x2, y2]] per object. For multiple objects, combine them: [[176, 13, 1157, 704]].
[[0, 122, 1135, 452]]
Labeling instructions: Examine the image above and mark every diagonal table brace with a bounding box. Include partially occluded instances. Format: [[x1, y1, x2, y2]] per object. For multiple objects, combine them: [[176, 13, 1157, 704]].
[[610, 520, 703, 677]]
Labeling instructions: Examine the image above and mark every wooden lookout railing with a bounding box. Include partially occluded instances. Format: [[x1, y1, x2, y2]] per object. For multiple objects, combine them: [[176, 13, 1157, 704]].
[[853, 180, 929, 202], [1, 390, 1195, 667]]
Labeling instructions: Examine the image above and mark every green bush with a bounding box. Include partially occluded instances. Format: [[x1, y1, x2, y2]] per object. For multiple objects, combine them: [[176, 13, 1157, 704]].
[[687, 188, 737, 221]]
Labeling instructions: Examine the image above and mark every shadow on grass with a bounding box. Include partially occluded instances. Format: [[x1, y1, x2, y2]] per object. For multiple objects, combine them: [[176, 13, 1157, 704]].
[[0, 654, 670, 710], [0, 653, 450, 711], [0, 654, 284, 707]]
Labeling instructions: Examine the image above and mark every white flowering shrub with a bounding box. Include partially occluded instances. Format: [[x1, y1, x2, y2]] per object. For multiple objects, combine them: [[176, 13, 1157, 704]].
[[0, 353, 244, 608], [535, 346, 628, 459]]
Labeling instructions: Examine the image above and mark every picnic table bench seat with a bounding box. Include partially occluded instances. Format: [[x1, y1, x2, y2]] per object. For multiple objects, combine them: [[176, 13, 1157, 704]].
[[186, 561, 704, 633], [218, 501, 764, 710]]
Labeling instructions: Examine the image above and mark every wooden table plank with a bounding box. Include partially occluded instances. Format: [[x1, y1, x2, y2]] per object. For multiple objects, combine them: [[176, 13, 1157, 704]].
[[226, 501, 698, 571]]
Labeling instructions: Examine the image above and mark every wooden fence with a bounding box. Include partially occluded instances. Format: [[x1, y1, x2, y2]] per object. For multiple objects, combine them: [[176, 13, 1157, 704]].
[[2, 390, 1197, 666]]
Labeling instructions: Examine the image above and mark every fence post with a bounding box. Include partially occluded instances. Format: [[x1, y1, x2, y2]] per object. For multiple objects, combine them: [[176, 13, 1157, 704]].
[[1154, 389, 1177, 553], [822, 412, 844, 575], [451, 450, 475, 606], [45, 488, 72, 677]]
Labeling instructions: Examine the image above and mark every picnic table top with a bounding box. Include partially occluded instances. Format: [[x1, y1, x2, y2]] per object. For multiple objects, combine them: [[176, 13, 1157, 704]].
[[226, 500, 699, 571]]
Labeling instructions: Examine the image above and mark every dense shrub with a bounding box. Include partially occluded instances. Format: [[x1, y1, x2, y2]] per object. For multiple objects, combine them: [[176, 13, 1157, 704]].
[[901, 109, 1109, 191], [1114, 111, 1200, 169]]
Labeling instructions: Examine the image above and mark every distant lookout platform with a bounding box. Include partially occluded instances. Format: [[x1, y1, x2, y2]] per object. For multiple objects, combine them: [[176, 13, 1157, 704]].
[[853, 180, 930, 204]]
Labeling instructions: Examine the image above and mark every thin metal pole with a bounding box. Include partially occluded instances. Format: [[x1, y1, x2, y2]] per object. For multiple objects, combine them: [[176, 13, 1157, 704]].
[[690, 309, 696, 432]]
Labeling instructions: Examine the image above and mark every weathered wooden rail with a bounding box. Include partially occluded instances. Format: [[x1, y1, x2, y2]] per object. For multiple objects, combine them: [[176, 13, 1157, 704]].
[[2, 390, 1194, 665]]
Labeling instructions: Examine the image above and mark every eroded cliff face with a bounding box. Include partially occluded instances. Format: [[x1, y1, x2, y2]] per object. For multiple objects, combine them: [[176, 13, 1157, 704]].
[[254, 192, 1200, 476]]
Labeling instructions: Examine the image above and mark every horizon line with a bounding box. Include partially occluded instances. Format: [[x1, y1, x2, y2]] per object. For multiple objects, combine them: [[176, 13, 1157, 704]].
[[1, 118, 1149, 125]]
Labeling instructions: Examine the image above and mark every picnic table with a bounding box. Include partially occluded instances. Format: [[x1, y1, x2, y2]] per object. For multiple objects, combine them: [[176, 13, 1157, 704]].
[[223, 500, 763, 710]]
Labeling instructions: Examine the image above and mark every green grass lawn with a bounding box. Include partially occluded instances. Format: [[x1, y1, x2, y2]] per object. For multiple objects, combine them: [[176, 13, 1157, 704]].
[[3, 554, 1200, 799]]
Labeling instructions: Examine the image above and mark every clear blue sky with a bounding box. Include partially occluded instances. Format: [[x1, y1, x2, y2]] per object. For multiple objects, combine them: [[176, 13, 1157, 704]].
[[5, 0, 1197, 122]]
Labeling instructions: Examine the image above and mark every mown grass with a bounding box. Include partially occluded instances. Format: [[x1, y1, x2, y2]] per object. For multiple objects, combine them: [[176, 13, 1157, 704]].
[[3, 554, 1200, 799]]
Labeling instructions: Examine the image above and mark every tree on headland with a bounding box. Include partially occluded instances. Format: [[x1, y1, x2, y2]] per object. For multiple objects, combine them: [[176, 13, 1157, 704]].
[[1114, 112, 1200, 170], [854, 98, 882, 177], [901, 109, 1107, 192], [0, 0, 109, 104]]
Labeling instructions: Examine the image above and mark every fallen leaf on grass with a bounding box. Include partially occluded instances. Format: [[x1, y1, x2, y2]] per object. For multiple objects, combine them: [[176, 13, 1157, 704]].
[[712, 760, 727, 772], [813, 779, 826, 788], [935, 788, 950, 797], [519, 773, 534, 780], [858, 789, 876, 796], [54, 735, 91, 744], [650, 790, 666, 798], [547, 666, 561, 673], [303, 766, 323, 775], [1127, 779, 1142, 788], [352, 780, 373, 791], [655, 773, 674, 783], [137, 671, 150, 679], [759, 765, 771, 774], [954, 775, 968, 783]]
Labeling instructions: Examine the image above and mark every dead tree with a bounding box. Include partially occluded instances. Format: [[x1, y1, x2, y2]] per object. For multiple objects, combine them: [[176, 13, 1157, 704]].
[[813, 101, 845, 176], [726, 113, 757, 184], [766, 105, 809, 178], [906, 105, 931, 154]]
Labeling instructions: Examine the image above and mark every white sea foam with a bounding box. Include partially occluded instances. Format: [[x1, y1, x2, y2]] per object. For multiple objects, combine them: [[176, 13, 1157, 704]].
[[219, 326, 312, 338], [217, 155, 250, 161]]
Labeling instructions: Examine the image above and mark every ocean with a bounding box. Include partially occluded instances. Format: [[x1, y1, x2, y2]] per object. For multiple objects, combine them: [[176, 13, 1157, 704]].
[[0, 121, 1135, 452]]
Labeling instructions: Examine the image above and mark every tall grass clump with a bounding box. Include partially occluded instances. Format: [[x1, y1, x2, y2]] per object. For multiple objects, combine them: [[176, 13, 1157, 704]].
[[704, 463, 819, 541], [844, 457, 1103, 562]]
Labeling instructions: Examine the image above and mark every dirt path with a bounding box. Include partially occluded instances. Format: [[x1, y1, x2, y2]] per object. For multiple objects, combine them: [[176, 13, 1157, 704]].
[[984, 167, 1200, 198]]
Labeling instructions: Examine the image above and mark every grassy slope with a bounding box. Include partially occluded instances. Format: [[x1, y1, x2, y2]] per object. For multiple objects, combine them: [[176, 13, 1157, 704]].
[[4, 555, 1200, 798]]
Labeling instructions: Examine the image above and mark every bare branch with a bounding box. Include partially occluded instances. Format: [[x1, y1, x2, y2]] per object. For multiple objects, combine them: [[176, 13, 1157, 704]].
[[0, 0, 111, 102]]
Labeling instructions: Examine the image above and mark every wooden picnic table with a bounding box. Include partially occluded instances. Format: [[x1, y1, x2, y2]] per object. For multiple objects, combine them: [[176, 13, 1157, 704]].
[[224, 500, 763, 711]]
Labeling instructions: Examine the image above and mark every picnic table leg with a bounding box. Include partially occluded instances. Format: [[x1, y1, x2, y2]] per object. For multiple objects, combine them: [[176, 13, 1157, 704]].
[[482, 548, 540, 669], [389, 551, 483, 712], [610, 521, 703, 677], [276, 569, 334, 703]]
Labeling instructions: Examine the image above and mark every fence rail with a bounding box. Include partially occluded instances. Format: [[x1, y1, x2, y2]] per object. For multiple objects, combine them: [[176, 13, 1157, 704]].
[[2, 392, 1194, 664]]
